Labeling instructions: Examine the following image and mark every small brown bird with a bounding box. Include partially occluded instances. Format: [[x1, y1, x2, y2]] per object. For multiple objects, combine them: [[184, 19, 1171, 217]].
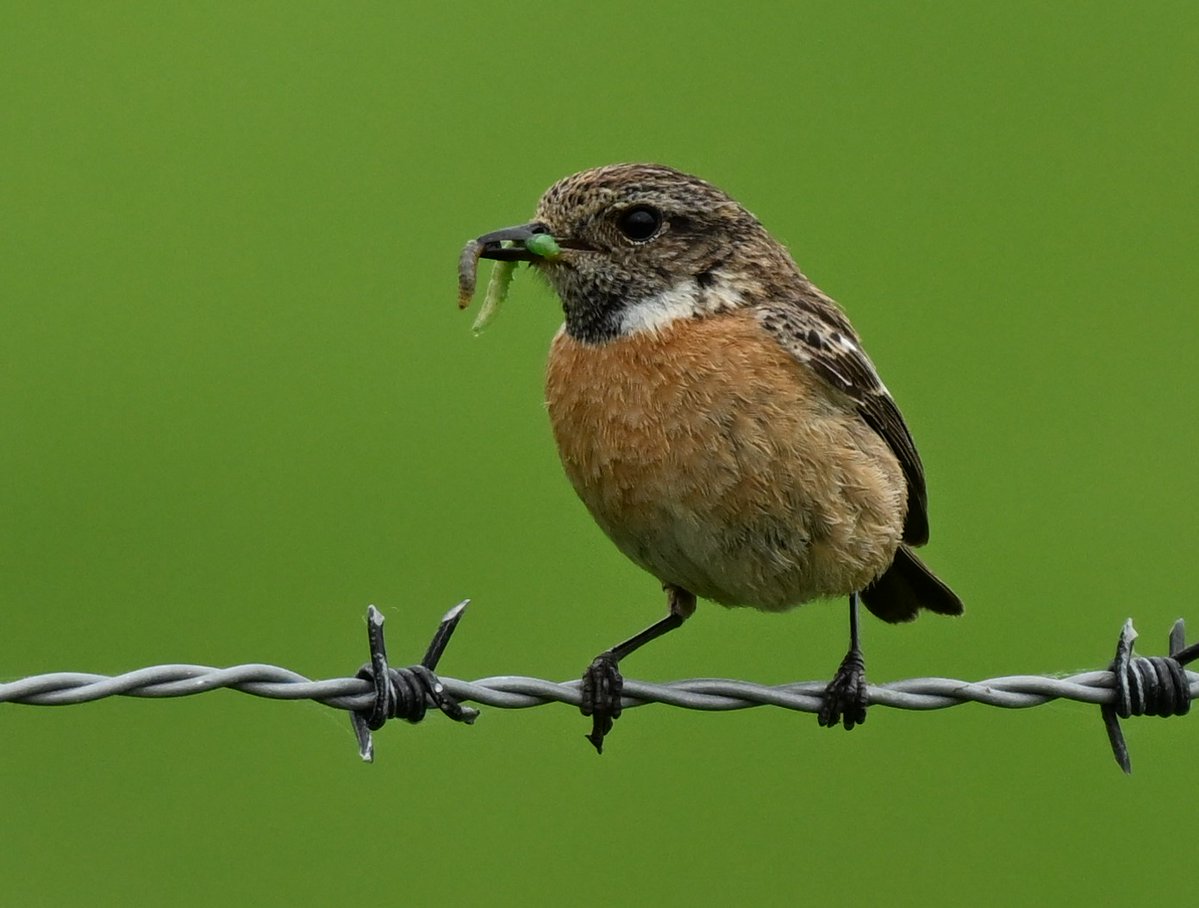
[[465, 163, 962, 752]]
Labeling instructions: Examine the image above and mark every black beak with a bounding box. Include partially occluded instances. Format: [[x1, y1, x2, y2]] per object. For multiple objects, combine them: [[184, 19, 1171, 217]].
[[458, 221, 567, 309], [475, 223, 553, 261]]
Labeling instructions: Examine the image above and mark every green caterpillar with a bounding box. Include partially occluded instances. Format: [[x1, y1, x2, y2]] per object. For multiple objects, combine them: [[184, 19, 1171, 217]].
[[457, 233, 561, 334]]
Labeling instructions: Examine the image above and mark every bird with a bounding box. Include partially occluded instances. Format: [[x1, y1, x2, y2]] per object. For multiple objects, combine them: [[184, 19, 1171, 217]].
[[464, 163, 962, 753]]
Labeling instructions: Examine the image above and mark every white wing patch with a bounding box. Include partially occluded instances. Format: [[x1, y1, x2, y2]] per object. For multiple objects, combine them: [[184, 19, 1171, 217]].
[[832, 331, 890, 396]]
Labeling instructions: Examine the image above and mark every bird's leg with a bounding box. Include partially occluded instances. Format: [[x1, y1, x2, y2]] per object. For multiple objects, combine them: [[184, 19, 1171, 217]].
[[818, 590, 869, 730], [581, 584, 696, 754]]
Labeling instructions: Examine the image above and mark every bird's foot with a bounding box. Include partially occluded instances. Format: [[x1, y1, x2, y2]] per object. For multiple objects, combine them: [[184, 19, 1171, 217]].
[[580, 651, 623, 754], [818, 647, 868, 730]]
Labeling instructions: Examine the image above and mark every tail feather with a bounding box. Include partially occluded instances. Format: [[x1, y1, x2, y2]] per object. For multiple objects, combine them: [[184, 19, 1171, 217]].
[[860, 545, 963, 624]]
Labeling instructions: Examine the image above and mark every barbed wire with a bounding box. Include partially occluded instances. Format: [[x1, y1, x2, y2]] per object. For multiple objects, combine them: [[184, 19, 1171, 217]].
[[1, 602, 1194, 772]]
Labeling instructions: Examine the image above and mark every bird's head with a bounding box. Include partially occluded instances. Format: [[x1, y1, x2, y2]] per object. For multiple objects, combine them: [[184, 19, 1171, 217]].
[[473, 163, 798, 343]]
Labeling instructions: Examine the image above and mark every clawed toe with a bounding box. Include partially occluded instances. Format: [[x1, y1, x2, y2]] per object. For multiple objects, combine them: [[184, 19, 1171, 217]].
[[580, 651, 623, 754], [818, 648, 868, 730]]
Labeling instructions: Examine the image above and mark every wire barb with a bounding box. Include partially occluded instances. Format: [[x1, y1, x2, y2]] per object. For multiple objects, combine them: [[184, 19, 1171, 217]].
[[349, 602, 478, 762], [1101, 618, 1194, 774]]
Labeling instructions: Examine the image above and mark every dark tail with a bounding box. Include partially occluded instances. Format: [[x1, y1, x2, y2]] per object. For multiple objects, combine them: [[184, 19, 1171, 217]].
[[860, 545, 963, 624]]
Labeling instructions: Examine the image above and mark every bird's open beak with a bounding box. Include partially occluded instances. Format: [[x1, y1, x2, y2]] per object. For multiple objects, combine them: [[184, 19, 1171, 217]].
[[458, 222, 565, 310], [475, 223, 556, 262]]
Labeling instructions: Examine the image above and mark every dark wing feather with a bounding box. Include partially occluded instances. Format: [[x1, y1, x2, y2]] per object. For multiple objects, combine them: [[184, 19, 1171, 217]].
[[756, 293, 930, 546]]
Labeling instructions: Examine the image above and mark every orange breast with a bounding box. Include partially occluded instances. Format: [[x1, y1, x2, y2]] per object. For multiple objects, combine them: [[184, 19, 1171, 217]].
[[544, 310, 907, 611]]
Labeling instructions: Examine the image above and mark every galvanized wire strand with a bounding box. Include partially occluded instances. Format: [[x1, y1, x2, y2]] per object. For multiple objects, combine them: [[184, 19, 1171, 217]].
[[3, 660, 1196, 712], [1, 607, 1193, 772]]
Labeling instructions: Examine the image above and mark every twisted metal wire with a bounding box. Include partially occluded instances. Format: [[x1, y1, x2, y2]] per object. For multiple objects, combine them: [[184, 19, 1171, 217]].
[[4, 662, 1196, 712], [1, 605, 1194, 771]]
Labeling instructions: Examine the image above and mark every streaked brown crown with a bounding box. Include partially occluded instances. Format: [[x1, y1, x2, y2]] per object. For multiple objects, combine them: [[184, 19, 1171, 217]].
[[531, 163, 798, 343]]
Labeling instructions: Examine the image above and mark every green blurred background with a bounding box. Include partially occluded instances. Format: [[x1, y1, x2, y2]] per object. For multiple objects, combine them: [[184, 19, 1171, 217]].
[[2, 3, 1196, 905]]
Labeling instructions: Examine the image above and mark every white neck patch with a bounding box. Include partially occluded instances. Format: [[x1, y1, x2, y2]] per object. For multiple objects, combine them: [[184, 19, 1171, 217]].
[[618, 278, 745, 336]]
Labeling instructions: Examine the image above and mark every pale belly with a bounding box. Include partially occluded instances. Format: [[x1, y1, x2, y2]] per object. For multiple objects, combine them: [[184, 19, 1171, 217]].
[[544, 312, 907, 611]]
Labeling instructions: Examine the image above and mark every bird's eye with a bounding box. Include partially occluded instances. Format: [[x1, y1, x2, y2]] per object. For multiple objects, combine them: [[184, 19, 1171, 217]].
[[616, 205, 663, 242]]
